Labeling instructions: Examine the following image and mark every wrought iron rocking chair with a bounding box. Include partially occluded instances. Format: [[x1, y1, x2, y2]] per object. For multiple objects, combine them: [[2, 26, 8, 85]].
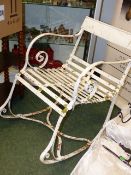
[[0, 17, 131, 164]]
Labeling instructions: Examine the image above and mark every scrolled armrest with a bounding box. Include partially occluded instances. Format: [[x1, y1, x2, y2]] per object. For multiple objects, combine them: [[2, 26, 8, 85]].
[[21, 31, 82, 71]]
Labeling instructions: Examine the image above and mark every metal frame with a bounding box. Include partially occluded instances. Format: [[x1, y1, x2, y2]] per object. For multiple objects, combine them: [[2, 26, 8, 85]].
[[0, 17, 131, 164]]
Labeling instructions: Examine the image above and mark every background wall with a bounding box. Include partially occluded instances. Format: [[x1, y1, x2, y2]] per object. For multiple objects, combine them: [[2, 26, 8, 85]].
[[89, 0, 119, 62], [24, 4, 91, 62], [104, 0, 131, 103], [88, 0, 131, 104]]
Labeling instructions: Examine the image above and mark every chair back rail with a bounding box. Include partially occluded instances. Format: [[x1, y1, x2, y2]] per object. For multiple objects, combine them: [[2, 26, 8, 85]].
[[82, 16, 131, 50]]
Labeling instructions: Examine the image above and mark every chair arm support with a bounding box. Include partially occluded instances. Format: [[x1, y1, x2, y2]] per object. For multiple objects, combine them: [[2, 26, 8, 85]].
[[21, 31, 83, 71], [67, 59, 131, 110]]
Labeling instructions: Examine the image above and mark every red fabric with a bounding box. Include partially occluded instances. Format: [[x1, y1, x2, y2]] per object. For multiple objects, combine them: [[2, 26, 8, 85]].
[[12, 45, 63, 68], [46, 60, 63, 68]]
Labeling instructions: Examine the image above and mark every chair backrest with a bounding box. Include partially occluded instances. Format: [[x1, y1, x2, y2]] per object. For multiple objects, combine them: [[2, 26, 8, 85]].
[[81, 16, 131, 50], [70, 16, 131, 60], [67, 17, 131, 102]]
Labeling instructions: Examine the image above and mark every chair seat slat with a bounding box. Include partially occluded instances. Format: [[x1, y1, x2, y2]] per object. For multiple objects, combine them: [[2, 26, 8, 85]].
[[27, 68, 72, 102], [22, 71, 68, 106], [67, 60, 84, 73], [71, 55, 89, 67], [17, 76, 65, 116], [94, 67, 120, 85]]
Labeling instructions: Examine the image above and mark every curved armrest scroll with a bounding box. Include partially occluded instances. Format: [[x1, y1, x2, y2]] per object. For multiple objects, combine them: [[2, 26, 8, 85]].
[[21, 31, 83, 71], [35, 51, 48, 68]]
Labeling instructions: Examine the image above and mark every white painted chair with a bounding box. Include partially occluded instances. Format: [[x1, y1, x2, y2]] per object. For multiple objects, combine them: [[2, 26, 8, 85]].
[[0, 17, 131, 164]]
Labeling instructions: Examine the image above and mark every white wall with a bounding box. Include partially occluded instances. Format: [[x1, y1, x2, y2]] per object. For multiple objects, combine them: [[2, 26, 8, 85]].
[[99, 0, 131, 104], [24, 4, 91, 63], [50, 44, 84, 63], [88, 0, 121, 62], [25, 5, 90, 31], [92, 0, 119, 62], [88, 0, 131, 105]]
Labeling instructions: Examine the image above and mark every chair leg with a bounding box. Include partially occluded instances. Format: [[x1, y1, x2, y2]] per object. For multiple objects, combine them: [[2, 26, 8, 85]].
[[40, 115, 64, 164], [40, 114, 91, 164], [0, 77, 18, 117], [0, 75, 90, 164]]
